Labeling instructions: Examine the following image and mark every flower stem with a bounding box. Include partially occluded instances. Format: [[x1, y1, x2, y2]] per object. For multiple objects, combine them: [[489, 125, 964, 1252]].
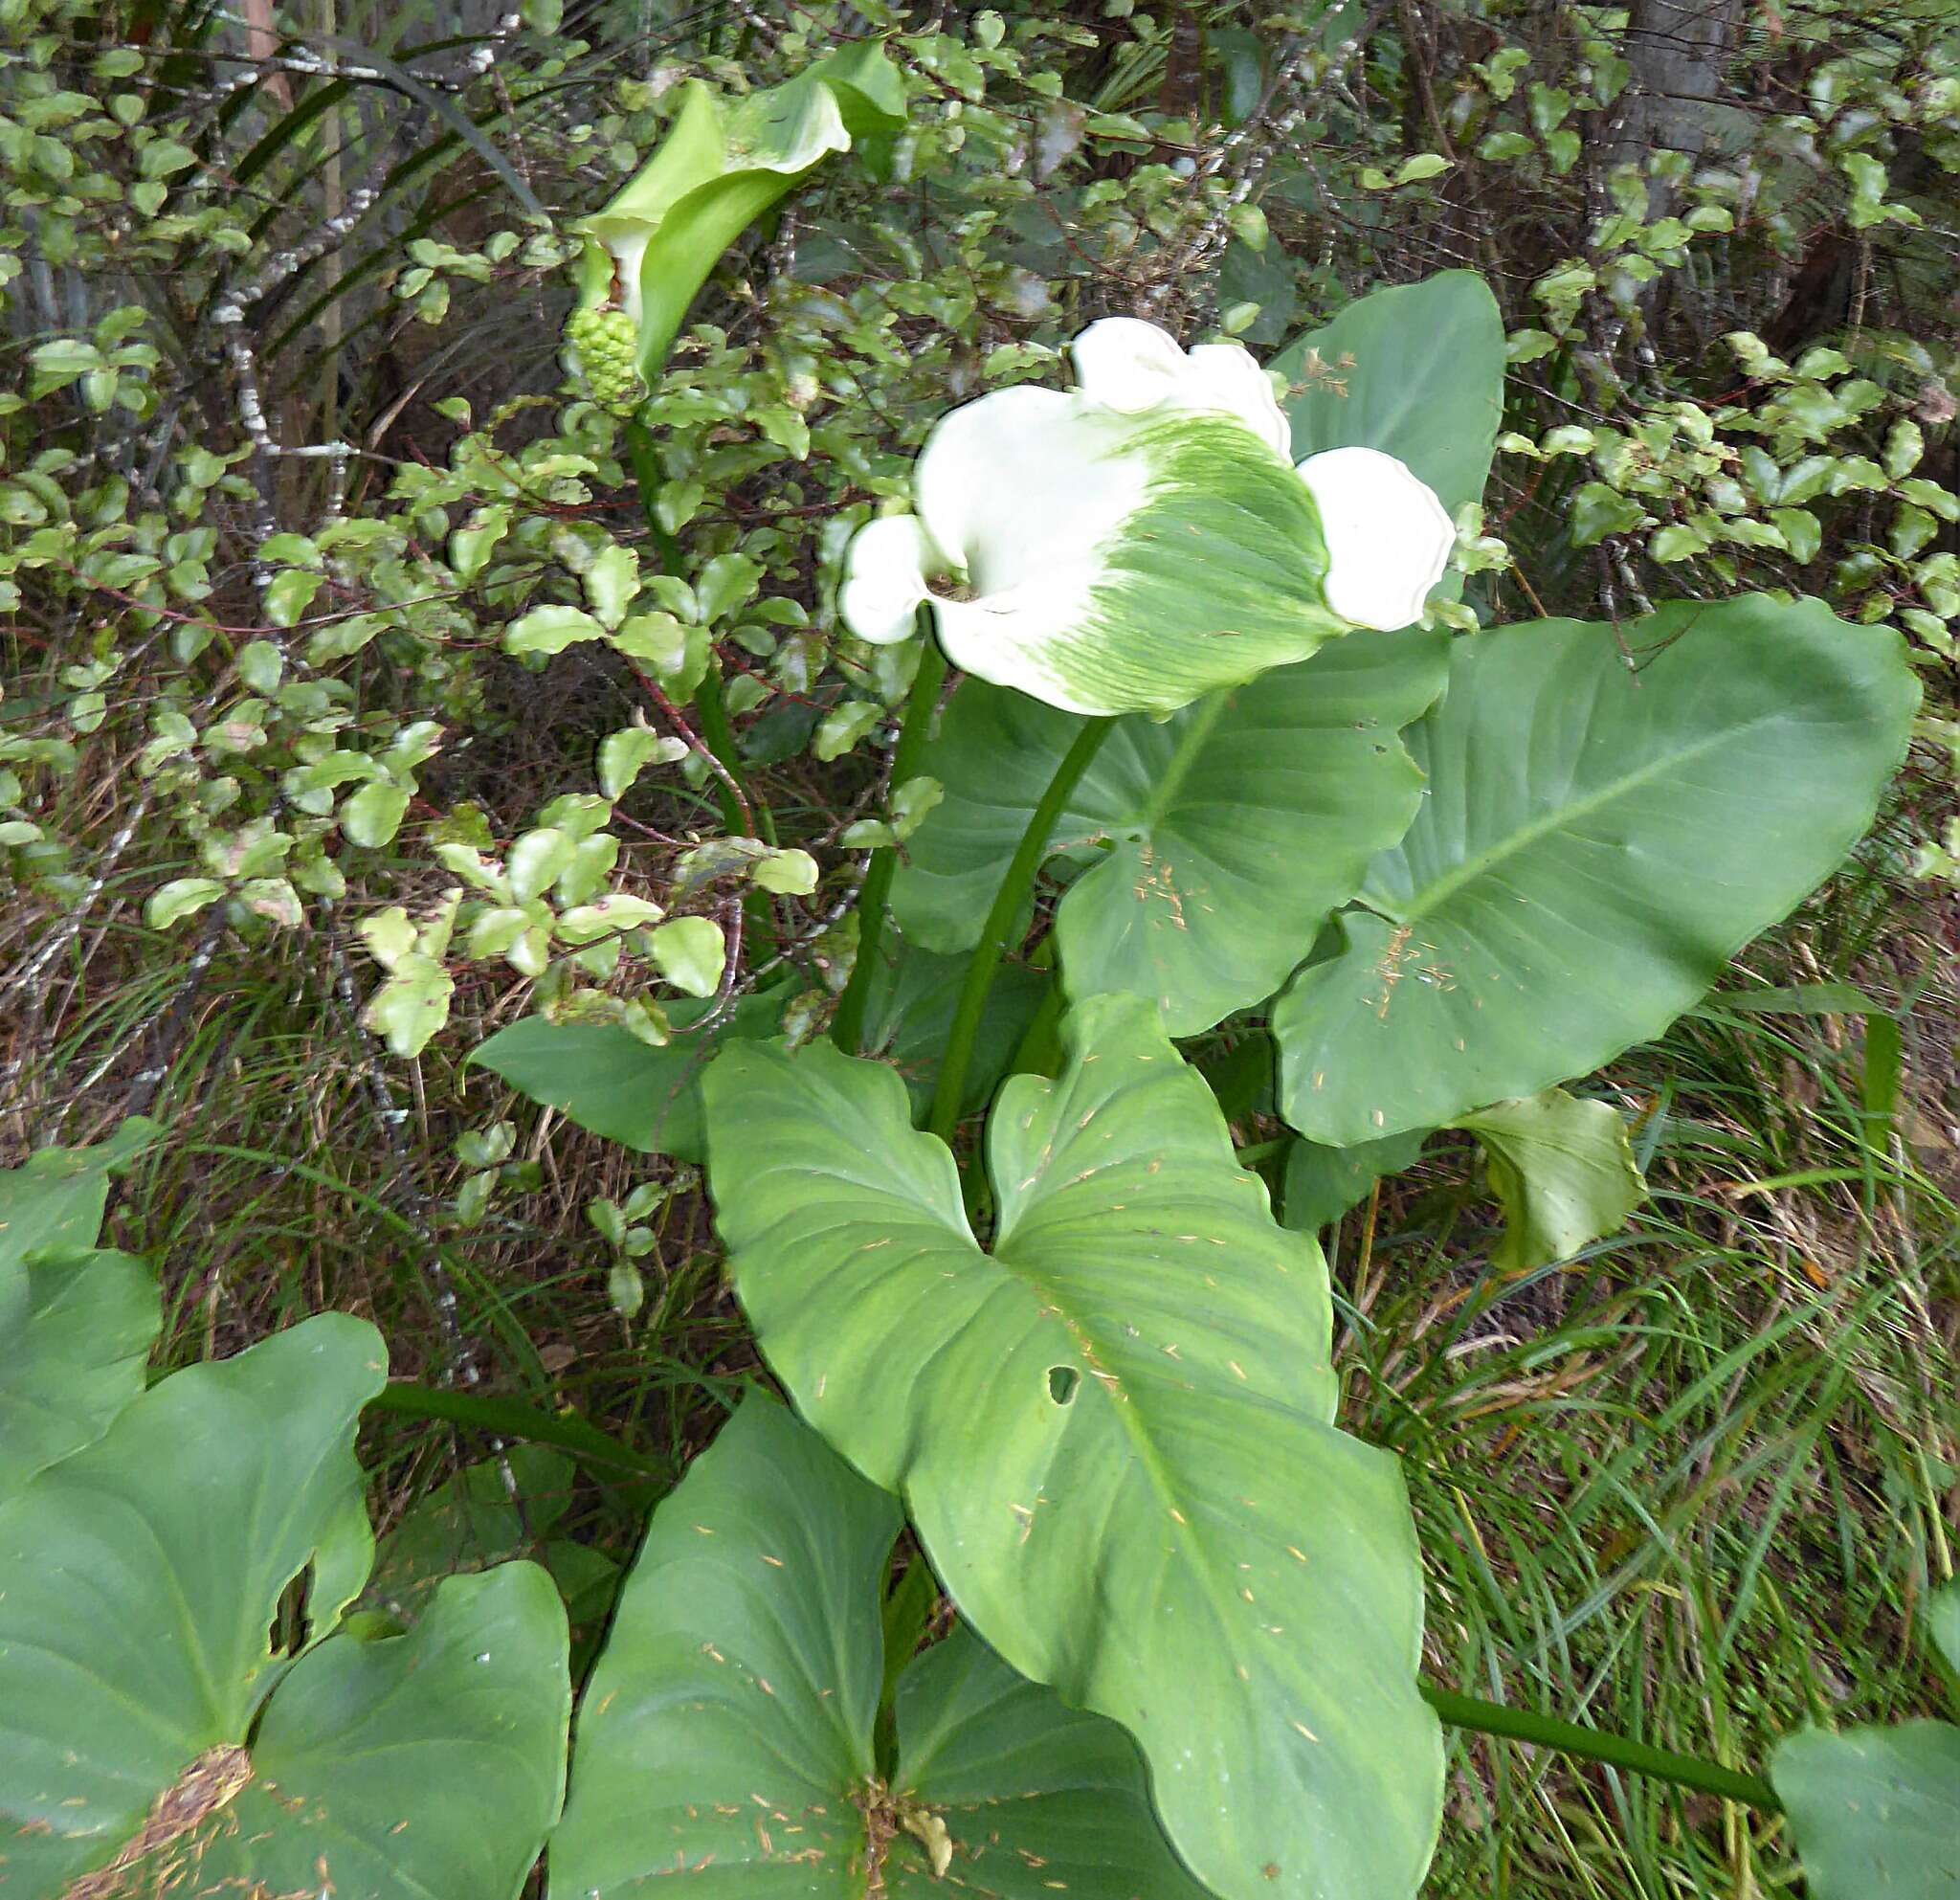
[[693, 663, 768, 842], [1421, 1685, 1781, 1811], [833, 631, 948, 1056], [925, 714, 1115, 1146]]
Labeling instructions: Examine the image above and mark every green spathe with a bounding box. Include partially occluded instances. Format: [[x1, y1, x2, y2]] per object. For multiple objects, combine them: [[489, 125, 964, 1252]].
[[702, 994, 1442, 1900], [574, 44, 903, 381]]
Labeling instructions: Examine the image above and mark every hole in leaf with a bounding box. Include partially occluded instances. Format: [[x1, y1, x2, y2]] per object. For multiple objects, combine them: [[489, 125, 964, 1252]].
[[268, 1561, 316, 1659], [1046, 1364, 1080, 1406]]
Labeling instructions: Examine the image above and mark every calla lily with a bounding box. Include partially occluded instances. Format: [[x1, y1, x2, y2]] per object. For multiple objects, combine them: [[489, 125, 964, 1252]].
[[838, 320, 1457, 718], [572, 44, 903, 385]]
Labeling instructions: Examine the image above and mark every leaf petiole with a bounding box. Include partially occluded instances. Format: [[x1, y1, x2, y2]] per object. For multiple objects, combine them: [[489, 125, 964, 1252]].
[[1422, 1685, 1782, 1811]]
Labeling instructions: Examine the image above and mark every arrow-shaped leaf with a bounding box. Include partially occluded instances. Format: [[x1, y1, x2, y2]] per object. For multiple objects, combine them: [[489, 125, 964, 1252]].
[[702, 995, 1440, 1900], [0, 1316, 568, 1898], [1275, 598, 1919, 1143]]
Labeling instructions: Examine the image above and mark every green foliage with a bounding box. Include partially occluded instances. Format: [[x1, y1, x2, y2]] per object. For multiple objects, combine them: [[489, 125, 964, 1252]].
[[893, 627, 1448, 1035], [1770, 1585, 1960, 1900], [471, 986, 792, 1162], [1451, 1089, 1645, 1274], [0, 1127, 160, 1501], [1275, 597, 1919, 1143], [3, 4, 1953, 1896], [551, 1396, 1208, 1897], [1282, 1128, 1429, 1232], [701, 994, 1440, 1900], [1273, 271, 1507, 522], [0, 1316, 570, 1895]]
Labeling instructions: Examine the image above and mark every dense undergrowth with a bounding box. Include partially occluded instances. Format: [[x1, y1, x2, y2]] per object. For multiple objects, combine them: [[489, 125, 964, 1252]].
[[3, 1, 1956, 1894]]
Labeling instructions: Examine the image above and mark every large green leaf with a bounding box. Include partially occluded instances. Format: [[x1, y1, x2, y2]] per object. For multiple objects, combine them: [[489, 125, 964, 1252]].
[[548, 1394, 894, 1898], [0, 1125, 161, 1502], [194, 1565, 569, 1898], [1770, 1580, 1960, 1900], [0, 1117, 157, 1273], [1281, 1129, 1428, 1232], [471, 986, 791, 1160], [1275, 598, 1920, 1144], [1930, 1584, 1960, 1684], [363, 1442, 578, 1623], [549, 1396, 1208, 1899], [1272, 271, 1505, 518], [858, 937, 1047, 1116], [1454, 1089, 1645, 1272], [0, 1316, 569, 1897], [1772, 1722, 1960, 1898], [702, 995, 1440, 1900], [0, 1248, 157, 1505], [891, 629, 1449, 1036]]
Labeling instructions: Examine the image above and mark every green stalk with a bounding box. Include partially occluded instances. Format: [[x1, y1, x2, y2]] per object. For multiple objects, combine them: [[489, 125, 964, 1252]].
[[832, 629, 948, 1055], [925, 714, 1115, 1145], [1421, 1685, 1782, 1811], [367, 1380, 667, 1482], [623, 420, 684, 570]]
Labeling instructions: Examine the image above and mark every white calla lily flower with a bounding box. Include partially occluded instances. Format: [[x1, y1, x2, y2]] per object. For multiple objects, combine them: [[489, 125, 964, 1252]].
[[838, 319, 1454, 717], [1295, 445, 1458, 631]]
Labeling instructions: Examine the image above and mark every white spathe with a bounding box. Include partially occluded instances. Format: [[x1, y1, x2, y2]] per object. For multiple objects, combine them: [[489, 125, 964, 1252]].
[[836, 318, 1454, 716], [837, 516, 946, 648], [1070, 318, 1292, 457], [840, 384, 1157, 713], [1295, 445, 1457, 632]]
